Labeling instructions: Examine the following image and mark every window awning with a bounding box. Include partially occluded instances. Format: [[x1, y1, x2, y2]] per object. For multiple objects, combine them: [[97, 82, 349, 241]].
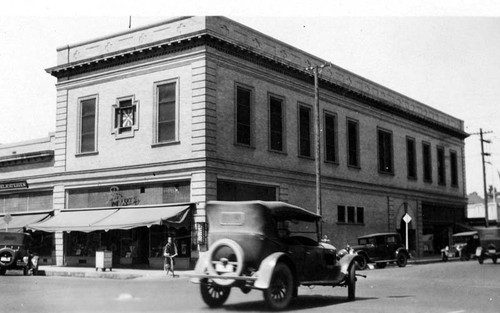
[[0, 212, 52, 233], [27, 204, 192, 233]]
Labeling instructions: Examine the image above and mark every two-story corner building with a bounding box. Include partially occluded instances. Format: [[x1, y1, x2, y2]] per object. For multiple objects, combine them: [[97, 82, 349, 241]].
[[2, 16, 468, 268]]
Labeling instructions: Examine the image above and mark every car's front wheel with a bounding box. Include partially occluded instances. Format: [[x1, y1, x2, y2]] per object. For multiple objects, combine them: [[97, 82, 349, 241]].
[[200, 279, 231, 308], [396, 253, 408, 267], [356, 254, 368, 270], [347, 264, 356, 301], [263, 263, 294, 310]]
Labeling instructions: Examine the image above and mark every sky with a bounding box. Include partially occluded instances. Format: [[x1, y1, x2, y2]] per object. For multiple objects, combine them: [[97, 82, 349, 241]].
[[1, 0, 500, 195]]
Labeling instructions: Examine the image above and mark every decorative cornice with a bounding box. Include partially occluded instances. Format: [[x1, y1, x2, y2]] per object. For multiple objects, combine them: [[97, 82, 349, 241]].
[[46, 32, 468, 140], [0, 150, 54, 166]]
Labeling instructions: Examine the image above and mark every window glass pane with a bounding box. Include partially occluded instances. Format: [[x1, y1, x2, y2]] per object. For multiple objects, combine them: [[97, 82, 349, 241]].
[[357, 207, 364, 224], [347, 206, 355, 223], [158, 83, 175, 103], [299, 106, 311, 157], [437, 147, 446, 185], [270, 97, 283, 151], [378, 130, 393, 173], [406, 138, 416, 178], [337, 205, 345, 223], [325, 113, 336, 162], [159, 102, 175, 122], [80, 98, 96, 153], [236, 87, 252, 145], [450, 151, 458, 186], [157, 83, 176, 142], [423, 143, 432, 181], [158, 121, 175, 142], [347, 120, 359, 166]]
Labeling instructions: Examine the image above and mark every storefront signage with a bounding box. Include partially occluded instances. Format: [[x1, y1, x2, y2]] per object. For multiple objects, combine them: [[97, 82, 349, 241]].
[[0, 181, 29, 190], [108, 186, 140, 207]]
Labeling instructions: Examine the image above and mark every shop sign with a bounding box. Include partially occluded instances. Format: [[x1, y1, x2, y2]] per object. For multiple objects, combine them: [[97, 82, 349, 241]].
[[107, 186, 140, 207], [0, 181, 29, 190]]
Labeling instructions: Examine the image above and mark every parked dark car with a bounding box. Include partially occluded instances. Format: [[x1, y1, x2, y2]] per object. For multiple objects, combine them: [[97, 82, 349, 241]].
[[350, 232, 410, 270], [0, 232, 39, 275], [190, 201, 362, 310], [474, 227, 500, 264], [441, 231, 479, 262]]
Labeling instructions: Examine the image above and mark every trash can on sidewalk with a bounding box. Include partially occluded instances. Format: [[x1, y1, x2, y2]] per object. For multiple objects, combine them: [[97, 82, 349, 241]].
[[95, 250, 112, 272]]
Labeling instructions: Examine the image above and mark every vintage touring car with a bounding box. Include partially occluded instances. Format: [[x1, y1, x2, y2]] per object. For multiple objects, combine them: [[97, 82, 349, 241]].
[[0, 232, 39, 275], [190, 201, 362, 310]]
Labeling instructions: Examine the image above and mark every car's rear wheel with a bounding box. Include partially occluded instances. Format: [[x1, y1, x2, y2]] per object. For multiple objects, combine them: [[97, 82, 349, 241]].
[[263, 263, 294, 310], [0, 248, 15, 268], [375, 262, 387, 269], [396, 253, 408, 267], [200, 279, 231, 308]]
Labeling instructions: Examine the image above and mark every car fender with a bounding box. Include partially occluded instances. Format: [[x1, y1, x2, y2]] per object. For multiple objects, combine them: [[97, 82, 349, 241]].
[[338, 253, 361, 275], [190, 251, 210, 283], [254, 252, 286, 289], [395, 248, 409, 258]]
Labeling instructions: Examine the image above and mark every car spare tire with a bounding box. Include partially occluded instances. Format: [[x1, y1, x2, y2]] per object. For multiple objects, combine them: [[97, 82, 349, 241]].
[[0, 248, 15, 267], [207, 239, 244, 286]]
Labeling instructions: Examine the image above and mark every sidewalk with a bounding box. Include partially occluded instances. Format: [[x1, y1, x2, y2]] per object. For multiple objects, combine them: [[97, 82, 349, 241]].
[[38, 255, 445, 280], [39, 265, 194, 280]]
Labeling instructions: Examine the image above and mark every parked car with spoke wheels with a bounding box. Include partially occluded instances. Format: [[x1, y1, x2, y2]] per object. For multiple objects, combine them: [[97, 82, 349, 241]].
[[0, 232, 39, 276], [190, 201, 363, 310], [349, 233, 410, 270]]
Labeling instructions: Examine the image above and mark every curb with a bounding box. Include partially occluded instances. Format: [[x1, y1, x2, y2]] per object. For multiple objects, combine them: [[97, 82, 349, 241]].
[[39, 269, 142, 280]]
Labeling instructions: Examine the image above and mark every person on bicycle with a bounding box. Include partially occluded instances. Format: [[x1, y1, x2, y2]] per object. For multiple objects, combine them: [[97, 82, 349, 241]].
[[164, 236, 178, 277]]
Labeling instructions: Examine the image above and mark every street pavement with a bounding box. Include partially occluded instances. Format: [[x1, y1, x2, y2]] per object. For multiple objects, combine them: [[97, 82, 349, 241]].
[[38, 255, 446, 280]]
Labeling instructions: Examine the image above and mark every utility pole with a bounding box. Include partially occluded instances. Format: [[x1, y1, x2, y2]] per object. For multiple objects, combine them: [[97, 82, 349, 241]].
[[480, 129, 492, 227], [306, 62, 331, 236], [471, 128, 494, 227]]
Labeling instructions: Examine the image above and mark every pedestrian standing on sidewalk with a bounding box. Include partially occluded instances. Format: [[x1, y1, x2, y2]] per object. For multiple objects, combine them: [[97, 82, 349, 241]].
[[163, 236, 178, 277]]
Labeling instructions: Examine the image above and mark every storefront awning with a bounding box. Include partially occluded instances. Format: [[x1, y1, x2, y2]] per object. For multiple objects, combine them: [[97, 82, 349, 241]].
[[0, 212, 52, 233], [27, 204, 191, 233], [91, 204, 191, 231], [28, 208, 118, 233]]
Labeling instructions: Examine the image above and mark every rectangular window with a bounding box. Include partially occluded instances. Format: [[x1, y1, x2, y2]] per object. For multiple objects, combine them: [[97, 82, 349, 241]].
[[298, 105, 312, 157], [337, 205, 364, 224], [324, 112, 337, 163], [157, 82, 176, 143], [406, 137, 417, 179], [79, 97, 97, 153], [450, 150, 458, 187], [236, 86, 252, 146], [377, 128, 394, 174], [347, 206, 355, 223], [423, 142, 432, 182], [269, 96, 284, 152], [337, 205, 346, 223], [437, 146, 446, 185], [347, 119, 359, 167], [357, 207, 364, 224]]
